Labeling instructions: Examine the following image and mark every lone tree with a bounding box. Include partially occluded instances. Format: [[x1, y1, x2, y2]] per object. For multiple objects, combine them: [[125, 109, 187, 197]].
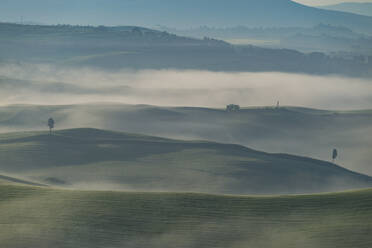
[[48, 118, 55, 135], [332, 148, 338, 163]]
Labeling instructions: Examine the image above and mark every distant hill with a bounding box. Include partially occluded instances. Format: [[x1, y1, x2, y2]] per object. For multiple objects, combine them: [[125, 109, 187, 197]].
[[0, 128, 371, 194], [321, 2, 372, 17], [1, 184, 372, 248], [1, 0, 372, 34], [1, 23, 371, 77]]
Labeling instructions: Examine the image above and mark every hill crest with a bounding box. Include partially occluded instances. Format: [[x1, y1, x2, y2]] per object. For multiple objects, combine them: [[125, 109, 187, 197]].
[[0, 128, 371, 194]]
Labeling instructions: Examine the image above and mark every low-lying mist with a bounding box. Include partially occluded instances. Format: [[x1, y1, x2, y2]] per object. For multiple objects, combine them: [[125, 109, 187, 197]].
[[1, 63, 372, 110], [1, 63, 372, 177]]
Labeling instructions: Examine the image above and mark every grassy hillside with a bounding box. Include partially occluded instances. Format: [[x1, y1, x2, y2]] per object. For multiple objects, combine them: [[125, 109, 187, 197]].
[[0, 128, 371, 194], [0, 184, 371, 248], [1, 104, 371, 177]]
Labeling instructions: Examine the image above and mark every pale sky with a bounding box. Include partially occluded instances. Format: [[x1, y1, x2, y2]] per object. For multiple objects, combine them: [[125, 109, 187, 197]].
[[294, 0, 372, 6]]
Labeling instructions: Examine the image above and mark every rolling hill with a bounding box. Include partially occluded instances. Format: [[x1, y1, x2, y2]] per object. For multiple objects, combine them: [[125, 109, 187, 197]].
[[0, 184, 371, 248], [321, 2, 372, 17], [0, 104, 371, 177], [1, 0, 372, 34], [0, 128, 371, 194]]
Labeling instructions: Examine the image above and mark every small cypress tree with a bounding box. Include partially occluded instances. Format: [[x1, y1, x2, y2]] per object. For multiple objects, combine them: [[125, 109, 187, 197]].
[[48, 118, 55, 135], [332, 149, 338, 163]]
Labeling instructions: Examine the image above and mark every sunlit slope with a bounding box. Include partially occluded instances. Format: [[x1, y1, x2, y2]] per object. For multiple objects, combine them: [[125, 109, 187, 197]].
[[0, 185, 371, 248], [0, 128, 371, 194]]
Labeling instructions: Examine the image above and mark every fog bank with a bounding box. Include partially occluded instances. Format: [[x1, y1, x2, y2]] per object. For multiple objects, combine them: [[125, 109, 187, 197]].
[[1, 64, 372, 110]]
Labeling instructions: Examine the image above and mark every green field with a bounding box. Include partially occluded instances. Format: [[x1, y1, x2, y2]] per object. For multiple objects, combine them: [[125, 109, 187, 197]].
[[0, 184, 371, 248], [0, 128, 371, 195]]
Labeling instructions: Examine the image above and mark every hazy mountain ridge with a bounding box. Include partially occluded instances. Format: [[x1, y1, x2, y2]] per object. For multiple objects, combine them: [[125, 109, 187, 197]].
[[1, 23, 371, 76], [0, 23, 226, 45], [1, 0, 372, 34], [161, 24, 372, 55]]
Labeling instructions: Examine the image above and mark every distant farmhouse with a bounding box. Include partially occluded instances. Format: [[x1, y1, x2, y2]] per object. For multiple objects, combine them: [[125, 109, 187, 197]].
[[226, 104, 240, 112]]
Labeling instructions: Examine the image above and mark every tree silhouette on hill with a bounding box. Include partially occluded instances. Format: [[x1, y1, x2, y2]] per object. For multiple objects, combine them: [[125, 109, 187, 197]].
[[48, 118, 55, 135]]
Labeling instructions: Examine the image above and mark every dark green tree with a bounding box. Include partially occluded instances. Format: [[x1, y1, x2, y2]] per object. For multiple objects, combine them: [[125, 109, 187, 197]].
[[48, 118, 55, 135], [332, 148, 338, 163]]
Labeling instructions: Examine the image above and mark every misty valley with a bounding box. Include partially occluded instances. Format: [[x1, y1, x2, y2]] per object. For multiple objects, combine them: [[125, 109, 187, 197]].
[[0, 0, 372, 248]]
